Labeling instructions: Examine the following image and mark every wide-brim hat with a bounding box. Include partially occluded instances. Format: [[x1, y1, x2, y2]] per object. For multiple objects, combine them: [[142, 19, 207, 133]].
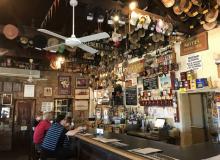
[[156, 19, 165, 33], [191, 0, 202, 6], [161, 0, 175, 8], [203, 21, 217, 31], [47, 37, 59, 51], [3, 24, 19, 40], [173, 0, 184, 15], [205, 8, 219, 23]]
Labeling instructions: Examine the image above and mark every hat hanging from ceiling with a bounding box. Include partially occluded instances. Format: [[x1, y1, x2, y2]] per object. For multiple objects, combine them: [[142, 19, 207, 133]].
[[205, 8, 219, 23], [3, 24, 19, 40], [47, 37, 59, 51], [173, 0, 184, 15], [156, 19, 165, 33], [191, 0, 202, 6], [203, 21, 217, 31], [130, 11, 140, 26], [161, 0, 175, 8], [19, 36, 29, 48], [33, 34, 47, 49]]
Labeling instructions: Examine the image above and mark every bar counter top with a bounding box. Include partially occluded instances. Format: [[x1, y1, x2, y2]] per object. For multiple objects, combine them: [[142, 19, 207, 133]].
[[72, 131, 220, 160]]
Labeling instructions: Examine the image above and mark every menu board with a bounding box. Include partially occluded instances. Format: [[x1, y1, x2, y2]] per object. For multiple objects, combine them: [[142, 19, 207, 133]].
[[125, 86, 137, 105], [143, 77, 158, 90]]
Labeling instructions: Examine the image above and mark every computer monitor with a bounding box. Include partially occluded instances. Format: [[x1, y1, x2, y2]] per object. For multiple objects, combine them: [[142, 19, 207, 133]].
[[96, 128, 104, 135], [154, 118, 165, 128]]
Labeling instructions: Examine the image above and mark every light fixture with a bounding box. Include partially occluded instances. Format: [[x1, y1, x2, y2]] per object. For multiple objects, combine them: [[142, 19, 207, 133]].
[[97, 15, 104, 23], [113, 15, 120, 22], [87, 12, 94, 21], [129, 1, 137, 10]]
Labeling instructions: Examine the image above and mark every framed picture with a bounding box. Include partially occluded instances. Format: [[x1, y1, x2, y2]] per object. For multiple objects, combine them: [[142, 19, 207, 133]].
[[0, 106, 10, 118], [58, 76, 71, 95], [3, 82, 12, 92], [75, 77, 88, 88], [13, 82, 22, 92], [44, 87, 53, 97], [75, 100, 89, 111], [24, 84, 35, 97], [75, 89, 90, 99], [2, 94, 12, 105]]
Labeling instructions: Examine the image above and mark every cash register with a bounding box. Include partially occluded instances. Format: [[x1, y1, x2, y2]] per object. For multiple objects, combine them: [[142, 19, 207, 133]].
[[147, 118, 169, 141]]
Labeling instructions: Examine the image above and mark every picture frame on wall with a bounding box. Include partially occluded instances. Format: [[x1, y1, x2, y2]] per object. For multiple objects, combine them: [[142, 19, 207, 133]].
[[44, 87, 53, 97], [75, 77, 88, 88], [13, 82, 22, 92], [2, 94, 12, 105], [3, 82, 12, 92], [58, 76, 71, 95], [24, 84, 35, 97], [75, 100, 89, 111], [75, 89, 90, 99]]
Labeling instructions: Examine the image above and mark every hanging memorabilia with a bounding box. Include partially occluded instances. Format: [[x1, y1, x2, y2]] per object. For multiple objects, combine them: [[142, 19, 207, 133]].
[[75, 77, 88, 88], [2, 94, 12, 105], [58, 76, 71, 95], [44, 87, 53, 97], [75, 89, 90, 99]]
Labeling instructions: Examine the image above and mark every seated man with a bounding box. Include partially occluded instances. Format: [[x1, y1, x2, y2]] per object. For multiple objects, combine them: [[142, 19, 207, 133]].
[[33, 112, 53, 149], [41, 114, 82, 160]]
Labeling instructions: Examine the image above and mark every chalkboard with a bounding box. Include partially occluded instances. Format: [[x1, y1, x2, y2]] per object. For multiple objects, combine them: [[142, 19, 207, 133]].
[[125, 86, 137, 105], [143, 77, 158, 90]]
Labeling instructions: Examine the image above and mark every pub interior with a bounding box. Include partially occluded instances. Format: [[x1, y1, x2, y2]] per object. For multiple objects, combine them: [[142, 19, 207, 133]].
[[1, 0, 220, 160]]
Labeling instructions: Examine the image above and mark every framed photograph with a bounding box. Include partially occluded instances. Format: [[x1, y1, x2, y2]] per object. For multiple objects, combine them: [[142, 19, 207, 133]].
[[13, 82, 22, 92], [75, 77, 88, 88], [3, 82, 12, 92], [2, 94, 12, 105], [24, 84, 35, 97], [0, 106, 10, 118], [75, 89, 90, 99], [75, 100, 89, 111], [44, 87, 53, 97], [58, 76, 71, 95]]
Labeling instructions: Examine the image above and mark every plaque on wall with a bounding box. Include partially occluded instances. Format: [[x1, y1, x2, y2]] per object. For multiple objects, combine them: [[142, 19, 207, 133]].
[[13, 82, 22, 92], [58, 76, 71, 95], [3, 82, 12, 92], [143, 77, 158, 90], [125, 86, 137, 105]]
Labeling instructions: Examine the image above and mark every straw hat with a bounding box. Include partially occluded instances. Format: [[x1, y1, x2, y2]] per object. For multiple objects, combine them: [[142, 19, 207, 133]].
[[205, 8, 219, 23], [3, 24, 19, 40], [203, 21, 217, 31], [161, 0, 175, 8]]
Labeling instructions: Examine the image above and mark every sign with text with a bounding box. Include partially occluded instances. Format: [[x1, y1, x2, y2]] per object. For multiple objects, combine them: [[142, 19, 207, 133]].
[[125, 60, 144, 75], [187, 55, 202, 70], [180, 32, 208, 56]]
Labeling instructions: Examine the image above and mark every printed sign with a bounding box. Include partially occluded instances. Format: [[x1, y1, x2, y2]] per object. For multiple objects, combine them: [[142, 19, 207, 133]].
[[180, 32, 208, 56], [125, 60, 144, 75], [187, 54, 202, 70]]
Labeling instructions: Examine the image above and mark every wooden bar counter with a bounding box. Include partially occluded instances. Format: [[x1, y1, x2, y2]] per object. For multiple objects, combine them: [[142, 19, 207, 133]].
[[71, 131, 220, 160]]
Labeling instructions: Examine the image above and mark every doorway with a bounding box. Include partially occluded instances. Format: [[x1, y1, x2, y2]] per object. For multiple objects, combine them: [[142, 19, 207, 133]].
[[189, 94, 209, 144], [12, 99, 35, 153]]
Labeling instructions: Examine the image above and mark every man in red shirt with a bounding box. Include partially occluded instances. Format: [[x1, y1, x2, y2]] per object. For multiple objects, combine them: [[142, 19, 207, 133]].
[[33, 112, 53, 147]]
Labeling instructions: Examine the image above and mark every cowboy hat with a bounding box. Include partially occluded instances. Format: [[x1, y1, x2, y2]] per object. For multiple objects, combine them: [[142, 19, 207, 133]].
[[3, 24, 19, 40], [205, 8, 219, 23], [203, 21, 217, 30], [161, 0, 175, 8]]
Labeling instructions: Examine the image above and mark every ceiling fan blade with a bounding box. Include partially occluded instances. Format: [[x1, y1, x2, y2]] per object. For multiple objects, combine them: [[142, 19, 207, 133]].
[[37, 29, 67, 40], [43, 43, 65, 50], [78, 32, 110, 43], [78, 44, 98, 54]]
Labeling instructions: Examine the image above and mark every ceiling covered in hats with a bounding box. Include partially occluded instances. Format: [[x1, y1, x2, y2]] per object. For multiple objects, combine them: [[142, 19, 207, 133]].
[[0, 0, 219, 74]]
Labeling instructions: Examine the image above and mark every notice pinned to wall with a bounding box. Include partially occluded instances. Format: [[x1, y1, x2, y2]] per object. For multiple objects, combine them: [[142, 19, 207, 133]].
[[187, 54, 202, 71]]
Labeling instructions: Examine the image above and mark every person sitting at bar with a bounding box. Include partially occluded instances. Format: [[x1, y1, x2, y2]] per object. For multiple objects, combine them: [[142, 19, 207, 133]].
[[40, 114, 83, 160], [33, 112, 53, 150]]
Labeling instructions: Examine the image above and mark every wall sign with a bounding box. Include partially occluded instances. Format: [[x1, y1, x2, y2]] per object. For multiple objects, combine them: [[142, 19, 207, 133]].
[[24, 84, 35, 97], [125, 86, 137, 105], [143, 77, 158, 90], [58, 76, 71, 95], [125, 59, 144, 75], [187, 54, 202, 70], [180, 32, 208, 56]]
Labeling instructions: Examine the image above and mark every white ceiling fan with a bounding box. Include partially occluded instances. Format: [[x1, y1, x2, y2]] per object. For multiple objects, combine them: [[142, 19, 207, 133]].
[[38, 0, 110, 54]]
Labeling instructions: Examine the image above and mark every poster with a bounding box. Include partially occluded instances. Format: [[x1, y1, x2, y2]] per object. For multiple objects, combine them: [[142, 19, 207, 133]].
[[75, 100, 89, 111], [24, 84, 35, 97], [58, 76, 71, 95], [187, 54, 202, 71], [41, 102, 54, 112]]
